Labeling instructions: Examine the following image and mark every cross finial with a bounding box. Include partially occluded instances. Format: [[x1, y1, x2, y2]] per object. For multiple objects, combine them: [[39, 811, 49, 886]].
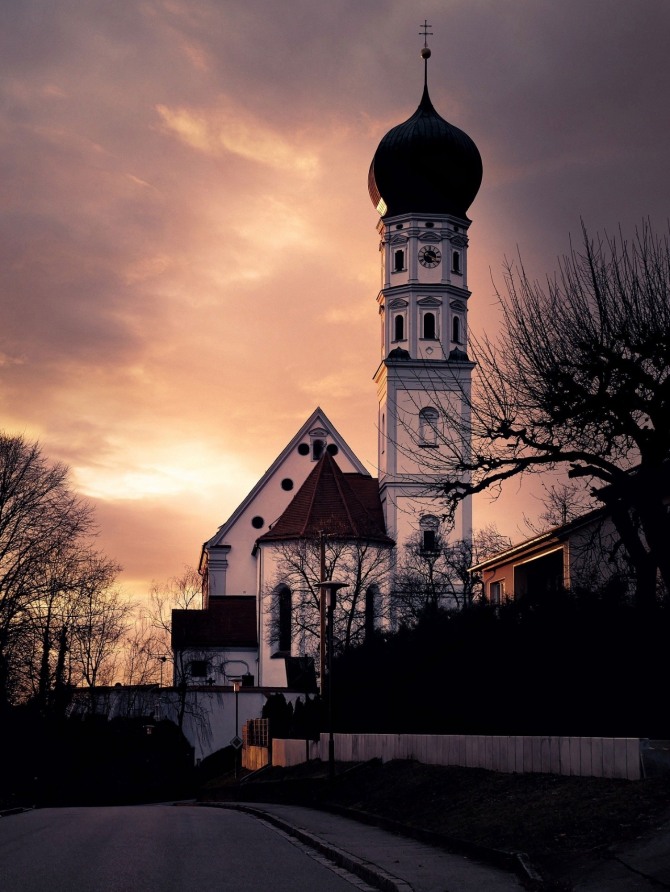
[[419, 20, 433, 88], [420, 19, 433, 49]]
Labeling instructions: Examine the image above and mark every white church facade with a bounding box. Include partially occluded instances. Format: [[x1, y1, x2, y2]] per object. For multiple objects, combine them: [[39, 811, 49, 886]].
[[172, 46, 483, 695]]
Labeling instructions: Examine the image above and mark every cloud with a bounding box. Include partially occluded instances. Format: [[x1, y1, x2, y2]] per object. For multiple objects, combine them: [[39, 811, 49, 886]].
[[156, 102, 320, 175]]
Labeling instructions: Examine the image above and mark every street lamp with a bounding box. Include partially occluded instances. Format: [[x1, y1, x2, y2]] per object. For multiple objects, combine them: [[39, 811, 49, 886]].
[[232, 678, 241, 779], [317, 580, 348, 782]]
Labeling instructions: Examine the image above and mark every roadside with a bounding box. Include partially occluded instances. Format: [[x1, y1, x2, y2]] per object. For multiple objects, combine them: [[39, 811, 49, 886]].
[[199, 758, 670, 889]]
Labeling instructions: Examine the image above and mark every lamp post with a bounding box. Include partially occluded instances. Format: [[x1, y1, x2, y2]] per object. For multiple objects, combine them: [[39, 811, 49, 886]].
[[232, 678, 241, 779], [317, 580, 348, 782]]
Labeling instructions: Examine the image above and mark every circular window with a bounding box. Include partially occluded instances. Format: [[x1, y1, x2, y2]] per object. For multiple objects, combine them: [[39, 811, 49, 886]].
[[297, 443, 310, 455], [327, 443, 339, 456], [281, 478, 294, 491], [251, 516, 264, 529]]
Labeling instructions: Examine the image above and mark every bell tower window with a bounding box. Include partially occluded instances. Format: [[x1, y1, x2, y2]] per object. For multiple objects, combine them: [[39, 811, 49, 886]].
[[452, 251, 461, 274], [452, 316, 461, 344], [393, 249, 405, 272], [423, 312, 436, 340], [419, 407, 439, 445], [419, 514, 440, 553], [394, 314, 405, 341]]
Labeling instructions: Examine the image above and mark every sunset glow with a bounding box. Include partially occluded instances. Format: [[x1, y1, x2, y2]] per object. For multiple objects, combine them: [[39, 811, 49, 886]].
[[2, 1, 669, 600]]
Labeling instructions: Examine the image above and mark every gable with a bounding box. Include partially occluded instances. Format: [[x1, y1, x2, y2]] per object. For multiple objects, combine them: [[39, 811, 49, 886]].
[[199, 409, 371, 592]]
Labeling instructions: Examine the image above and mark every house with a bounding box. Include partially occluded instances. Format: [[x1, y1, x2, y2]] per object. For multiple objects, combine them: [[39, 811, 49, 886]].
[[471, 508, 627, 605]]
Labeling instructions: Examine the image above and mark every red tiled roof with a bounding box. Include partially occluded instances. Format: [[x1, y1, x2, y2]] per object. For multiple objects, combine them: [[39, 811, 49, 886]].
[[258, 451, 394, 545], [171, 596, 257, 649]]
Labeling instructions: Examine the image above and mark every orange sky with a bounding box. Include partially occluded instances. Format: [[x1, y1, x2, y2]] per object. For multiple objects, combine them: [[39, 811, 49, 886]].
[[2, 1, 670, 600]]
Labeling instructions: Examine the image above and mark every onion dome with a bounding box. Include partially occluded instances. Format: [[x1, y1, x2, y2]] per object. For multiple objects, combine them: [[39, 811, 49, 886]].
[[368, 83, 482, 220]]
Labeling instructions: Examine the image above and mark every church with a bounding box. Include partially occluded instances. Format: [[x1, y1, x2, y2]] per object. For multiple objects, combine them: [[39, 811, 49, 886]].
[[171, 43, 483, 694]]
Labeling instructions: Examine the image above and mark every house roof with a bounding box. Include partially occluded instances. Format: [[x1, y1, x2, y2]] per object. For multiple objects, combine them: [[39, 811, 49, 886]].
[[258, 451, 394, 545], [470, 506, 607, 573], [171, 596, 257, 649]]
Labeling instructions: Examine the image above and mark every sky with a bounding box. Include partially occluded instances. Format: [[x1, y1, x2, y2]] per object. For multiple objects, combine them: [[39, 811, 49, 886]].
[[2, 0, 670, 601]]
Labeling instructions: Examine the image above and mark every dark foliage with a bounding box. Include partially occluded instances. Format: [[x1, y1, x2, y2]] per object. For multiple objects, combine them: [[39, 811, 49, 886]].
[[332, 595, 670, 737], [0, 707, 194, 808], [261, 692, 322, 741]]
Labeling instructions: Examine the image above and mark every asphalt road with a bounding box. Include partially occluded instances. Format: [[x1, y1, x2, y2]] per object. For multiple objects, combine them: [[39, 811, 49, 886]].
[[0, 804, 371, 891]]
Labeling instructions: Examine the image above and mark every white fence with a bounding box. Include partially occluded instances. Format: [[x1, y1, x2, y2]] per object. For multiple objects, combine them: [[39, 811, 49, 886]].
[[272, 733, 641, 780]]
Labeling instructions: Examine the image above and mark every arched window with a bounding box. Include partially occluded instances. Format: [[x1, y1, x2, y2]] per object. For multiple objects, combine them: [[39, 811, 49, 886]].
[[394, 314, 405, 341], [394, 249, 404, 272], [312, 438, 324, 460], [419, 407, 439, 445], [419, 514, 440, 553], [452, 251, 461, 274], [423, 312, 436, 339], [452, 316, 461, 344], [277, 585, 291, 653]]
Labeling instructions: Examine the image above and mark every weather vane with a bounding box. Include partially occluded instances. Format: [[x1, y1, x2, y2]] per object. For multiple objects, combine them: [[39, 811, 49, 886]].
[[419, 20, 433, 86]]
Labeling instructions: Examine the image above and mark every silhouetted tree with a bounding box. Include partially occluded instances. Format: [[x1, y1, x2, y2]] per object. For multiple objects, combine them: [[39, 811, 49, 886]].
[[414, 222, 670, 607], [0, 433, 123, 707], [394, 523, 511, 622], [265, 535, 392, 662]]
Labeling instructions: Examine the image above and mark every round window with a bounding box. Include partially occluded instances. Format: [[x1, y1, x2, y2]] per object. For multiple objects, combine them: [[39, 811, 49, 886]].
[[327, 443, 339, 456], [281, 478, 294, 491], [297, 443, 310, 455], [251, 516, 264, 529]]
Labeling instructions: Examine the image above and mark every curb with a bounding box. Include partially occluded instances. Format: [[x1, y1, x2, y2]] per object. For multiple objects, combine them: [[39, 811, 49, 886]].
[[0, 807, 32, 818], [201, 802, 413, 892], [320, 801, 545, 889]]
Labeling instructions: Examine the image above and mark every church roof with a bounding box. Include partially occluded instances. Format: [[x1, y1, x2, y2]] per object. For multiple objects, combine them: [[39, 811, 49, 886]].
[[171, 596, 257, 649], [258, 451, 394, 545]]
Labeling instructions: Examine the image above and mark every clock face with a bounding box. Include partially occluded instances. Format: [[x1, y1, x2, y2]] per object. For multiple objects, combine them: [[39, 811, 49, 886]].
[[419, 245, 441, 268]]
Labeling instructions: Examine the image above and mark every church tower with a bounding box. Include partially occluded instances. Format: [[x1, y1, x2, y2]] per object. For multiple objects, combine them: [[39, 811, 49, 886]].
[[368, 35, 482, 555]]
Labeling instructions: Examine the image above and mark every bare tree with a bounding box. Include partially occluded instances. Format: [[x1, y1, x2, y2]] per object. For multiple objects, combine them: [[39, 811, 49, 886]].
[[394, 524, 511, 622], [146, 566, 213, 738], [524, 481, 593, 534], [68, 554, 129, 694], [266, 535, 392, 663], [415, 222, 670, 607], [122, 613, 163, 688], [0, 433, 122, 706], [149, 566, 202, 680]]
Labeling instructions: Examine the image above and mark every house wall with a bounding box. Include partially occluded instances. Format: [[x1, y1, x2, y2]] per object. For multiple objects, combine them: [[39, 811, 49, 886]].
[[158, 688, 304, 761], [176, 646, 258, 686], [480, 513, 626, 603], [272, 732, 641, 781]]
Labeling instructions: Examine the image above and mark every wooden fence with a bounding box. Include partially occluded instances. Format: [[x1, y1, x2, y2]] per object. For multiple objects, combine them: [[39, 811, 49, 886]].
[[242, 718, 270, 771], [272, 733, 641, 780]]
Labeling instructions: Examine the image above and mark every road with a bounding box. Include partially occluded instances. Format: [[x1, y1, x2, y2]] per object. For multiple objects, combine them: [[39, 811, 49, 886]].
[[0, 805, 371, 891]]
